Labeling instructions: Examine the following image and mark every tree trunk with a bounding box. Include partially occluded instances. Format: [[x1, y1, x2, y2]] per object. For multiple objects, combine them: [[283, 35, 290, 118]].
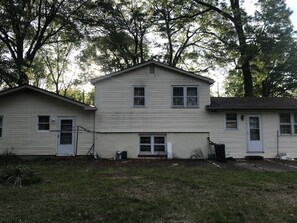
[[193, 0, 254, 96], [230, 0, 253, 96], [15, 59, 29, 85]]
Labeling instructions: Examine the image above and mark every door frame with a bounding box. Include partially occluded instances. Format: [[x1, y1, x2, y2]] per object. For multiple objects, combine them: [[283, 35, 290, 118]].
[[57, 116, 76, 156], [246, 114, 263, 153]]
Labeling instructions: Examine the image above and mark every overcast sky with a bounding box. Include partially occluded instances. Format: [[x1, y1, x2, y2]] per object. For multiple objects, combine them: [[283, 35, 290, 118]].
[[244, 0, 297, 29], [286, 0, 297, 28]]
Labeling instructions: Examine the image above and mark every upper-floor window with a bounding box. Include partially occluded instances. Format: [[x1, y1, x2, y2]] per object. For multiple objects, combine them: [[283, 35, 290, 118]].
[[38, 115, 50, 131], [172, 86, 198, 108], [0, 116, 3, 138], [226, 113, 238, 130], [134, 86, 145, 107]]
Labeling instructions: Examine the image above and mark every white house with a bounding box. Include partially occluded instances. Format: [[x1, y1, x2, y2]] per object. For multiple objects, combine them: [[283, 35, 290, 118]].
[[0, 85, 95, 156], [207, 97, 297, 158], [1, 60, 297, 159], [91, 60, 214, 159], [91, 60, 297, 159]]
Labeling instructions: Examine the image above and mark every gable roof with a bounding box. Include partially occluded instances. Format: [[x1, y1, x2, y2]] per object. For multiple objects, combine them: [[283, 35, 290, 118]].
[[206, 97, 297, 111], [0, 85, 96, 111], [91, 60, 214, 85]]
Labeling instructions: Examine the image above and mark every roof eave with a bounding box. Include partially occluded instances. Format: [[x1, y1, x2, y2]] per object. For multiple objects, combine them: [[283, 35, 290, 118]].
[[91, 60, 215, 85], [0, 85, 96, 111], [206, 106, 297, 111]]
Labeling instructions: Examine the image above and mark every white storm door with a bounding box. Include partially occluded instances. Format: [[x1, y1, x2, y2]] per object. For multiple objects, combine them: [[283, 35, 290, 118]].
[[247, 115, 263, 152], [57, 117, 75, 156]]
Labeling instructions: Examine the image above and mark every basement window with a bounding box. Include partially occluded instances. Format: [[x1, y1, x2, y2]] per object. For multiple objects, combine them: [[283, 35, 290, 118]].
[[38, 116, 50, 131], [139, 135, 166, 155]]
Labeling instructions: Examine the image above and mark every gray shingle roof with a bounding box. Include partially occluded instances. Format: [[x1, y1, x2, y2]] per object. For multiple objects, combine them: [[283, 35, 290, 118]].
[[206, 97, 297, 111]]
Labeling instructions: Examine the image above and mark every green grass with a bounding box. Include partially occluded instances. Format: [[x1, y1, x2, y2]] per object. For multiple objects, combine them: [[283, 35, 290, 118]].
[[1, 160, 297, 223]]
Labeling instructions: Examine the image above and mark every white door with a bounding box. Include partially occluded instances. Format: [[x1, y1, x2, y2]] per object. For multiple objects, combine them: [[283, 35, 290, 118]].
[[247, 115, 263, 152], [57, 117, 75, 156]]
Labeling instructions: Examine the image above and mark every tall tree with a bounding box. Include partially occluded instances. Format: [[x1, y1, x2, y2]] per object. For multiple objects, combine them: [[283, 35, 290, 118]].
[[193, 0, 254, 96], [0, 0, 88, 87], [225, 0, 297, 97], [81, 0, 151, 73], [151, 0, 211, 67], [40, 40, 75, 94]]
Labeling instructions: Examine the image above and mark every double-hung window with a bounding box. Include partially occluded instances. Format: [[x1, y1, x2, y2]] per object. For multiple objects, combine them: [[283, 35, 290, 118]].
[[279, 113, 297, 135], [38, 116, 50, 131], [172, 86, 198, 108], [226, 113, 238, 130], [280, 113, 292, 135], [134, 86, 145, 107], [139, 135, 166, 154], [0, 116, 2, 138]]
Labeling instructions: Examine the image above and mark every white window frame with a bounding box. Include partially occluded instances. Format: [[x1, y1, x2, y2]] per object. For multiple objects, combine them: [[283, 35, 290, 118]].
[[133, 86, 146, 108], [279, 113, 297, 135], [139, 134, 167, 155], [225, 113, 238, 130], [172, 86, 199, 108], [38, 115, 50, 131], [294, 113, 297, 135], [0, 116, 3, 138]]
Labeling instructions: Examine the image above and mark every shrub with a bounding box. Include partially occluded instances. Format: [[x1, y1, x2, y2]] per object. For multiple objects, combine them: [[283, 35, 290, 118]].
[[0, 150, 19, 163], [0, 165, 42, 187]]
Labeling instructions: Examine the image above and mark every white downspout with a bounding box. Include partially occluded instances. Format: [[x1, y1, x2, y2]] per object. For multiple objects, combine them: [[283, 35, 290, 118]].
[[93, 112, 97, 159], [93, 86, 97, 159]]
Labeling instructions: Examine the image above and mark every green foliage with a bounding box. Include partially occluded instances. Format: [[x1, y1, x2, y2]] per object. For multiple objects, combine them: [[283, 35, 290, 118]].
[[1, 0, 296, 97], [0, 150, 19, 163], [59, 88, 94, 105], [225, 0, 297, 97], [0, 0, 86, 87], [0, 165, 42, 187], [81, 0, 151, 73]]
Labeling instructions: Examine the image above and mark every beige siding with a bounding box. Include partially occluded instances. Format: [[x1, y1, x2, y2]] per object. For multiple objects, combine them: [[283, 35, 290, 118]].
[[95, 65, 211, 132], [167, 133, 209, 159], [96, 132, 209, 159], [209, 112, 297, 158], [0, 90, 94, 155], [94, 64, 297, 159], [94, 65, 213, 158]]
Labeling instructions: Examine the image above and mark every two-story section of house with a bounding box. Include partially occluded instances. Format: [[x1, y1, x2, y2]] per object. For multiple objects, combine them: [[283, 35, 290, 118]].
[[91, 60, 215, 159]]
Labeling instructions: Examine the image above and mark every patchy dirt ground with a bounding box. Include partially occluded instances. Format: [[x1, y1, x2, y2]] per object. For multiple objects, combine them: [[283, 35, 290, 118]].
[[22, 156, 297, 171], [91, 158, 297, 171], [209, 159, 297, 172]]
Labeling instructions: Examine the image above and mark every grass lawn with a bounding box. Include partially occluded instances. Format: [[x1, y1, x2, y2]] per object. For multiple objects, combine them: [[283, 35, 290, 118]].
[[1, 159, 297, 223]]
